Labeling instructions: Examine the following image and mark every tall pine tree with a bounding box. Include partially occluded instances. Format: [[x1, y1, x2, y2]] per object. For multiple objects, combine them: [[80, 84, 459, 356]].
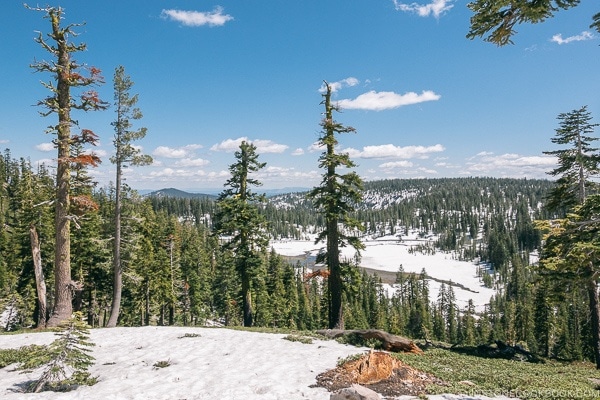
[[106, 65, 152, 328], [308, 82, 364, 329], [214, 141, 269, 327], [28, 5, 108, 326]]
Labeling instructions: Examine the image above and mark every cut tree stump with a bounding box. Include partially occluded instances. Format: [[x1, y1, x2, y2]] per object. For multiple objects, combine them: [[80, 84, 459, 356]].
[[316, 329, 423, 354]]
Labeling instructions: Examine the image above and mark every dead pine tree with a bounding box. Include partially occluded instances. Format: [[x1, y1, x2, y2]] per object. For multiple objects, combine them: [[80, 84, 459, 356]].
[[29, 225, 47, 328], [27, 5, 108, 327]]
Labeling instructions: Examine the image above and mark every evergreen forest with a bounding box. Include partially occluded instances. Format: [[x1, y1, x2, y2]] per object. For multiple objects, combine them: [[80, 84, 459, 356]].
[[4, 155, 596, 364]]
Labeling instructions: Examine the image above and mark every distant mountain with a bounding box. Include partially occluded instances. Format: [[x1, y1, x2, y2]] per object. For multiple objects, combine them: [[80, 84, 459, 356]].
[[143, 187, 309, 199], [262, 187, 310, 197], [145, 188, 218, 200]]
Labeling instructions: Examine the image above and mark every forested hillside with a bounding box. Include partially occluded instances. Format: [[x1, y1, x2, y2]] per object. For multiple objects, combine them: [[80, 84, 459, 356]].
[[151, 177, 553, 272]]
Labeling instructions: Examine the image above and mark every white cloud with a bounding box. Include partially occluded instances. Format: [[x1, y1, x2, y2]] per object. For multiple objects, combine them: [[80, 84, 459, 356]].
[[149, 168, 208, 178], [0, 139, 9, 144], [36, 142, 54, 152], [210, 138, 245, 152], [210, 137, 288, 153], [465, 153, 556, 177], [207, 170, 230, 179], [393, 0, 454, 18], [257, 166, 320, 182], [152, 144, 202, 159], [291, 148, 305, 156], [320, 77, 360, 93], [253, 139, 289, 154], [161, 7, 233, 27], [434, 161, 460, 169], [308, 142, 324, 153], [346, 144, 445, 159], [337, 90, 441, 111], [551, 31, 594, 45], [175, 158, 210, 167], [417, 167, 438, 174], [379, 160, 414, 169]]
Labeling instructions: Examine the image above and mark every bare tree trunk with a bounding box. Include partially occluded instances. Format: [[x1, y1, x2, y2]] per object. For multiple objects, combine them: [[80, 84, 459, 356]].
[[106, 163, 123, 328], [30, 225, 47, 328], [47, 178, 72, 327], [316, 329, 423, 353]]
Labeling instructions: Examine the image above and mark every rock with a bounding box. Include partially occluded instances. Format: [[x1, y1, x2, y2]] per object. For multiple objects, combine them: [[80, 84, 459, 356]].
[[330, 384, 382, 400]]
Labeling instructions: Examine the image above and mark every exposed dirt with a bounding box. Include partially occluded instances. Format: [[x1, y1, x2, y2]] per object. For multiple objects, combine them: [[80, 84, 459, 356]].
[[314, 350, 446, 398]]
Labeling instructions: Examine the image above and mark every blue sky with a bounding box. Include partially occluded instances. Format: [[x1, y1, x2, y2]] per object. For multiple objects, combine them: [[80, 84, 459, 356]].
[[2, 1, 599, 192]]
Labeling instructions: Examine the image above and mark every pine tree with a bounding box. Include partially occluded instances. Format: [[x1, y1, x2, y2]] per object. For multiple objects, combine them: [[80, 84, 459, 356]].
[[445, 284, 458, 343], [107, 66, 152, 328], [179, 223, 214, 325], [467, 0, 581, 45], [533, 282, 552, 357], [460, 299, 477, 346], [308, 81, 365, 329], [433, 283, 447, 341], [28, 5, 108, 327], [27, 311, 96, 393], [538, 107, 600, 367], [538, 195, 600, 367], [543, 106, 600, 213], [10, 158, 54, 328], [214, 141, 269, 327]]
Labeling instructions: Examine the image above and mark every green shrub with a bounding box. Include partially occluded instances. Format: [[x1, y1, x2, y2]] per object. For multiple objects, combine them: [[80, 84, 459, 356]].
[[283, 334, 313, 344], [153, 359, 171, 369], [2, 344, 52, 370], [177, 332, 201, 338]]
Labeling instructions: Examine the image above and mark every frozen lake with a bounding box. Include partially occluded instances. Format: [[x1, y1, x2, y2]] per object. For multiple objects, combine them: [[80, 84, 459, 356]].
[[271, 234, 496, 312]]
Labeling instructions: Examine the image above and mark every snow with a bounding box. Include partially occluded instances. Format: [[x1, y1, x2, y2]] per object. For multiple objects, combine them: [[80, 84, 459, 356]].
[[271, 234, 496, 312], [0, 326, 364, 399], [0, 326, 514, 400]]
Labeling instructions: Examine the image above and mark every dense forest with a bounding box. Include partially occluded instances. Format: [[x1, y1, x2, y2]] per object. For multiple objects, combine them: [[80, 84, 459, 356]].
[[2, 148, 594, 364]]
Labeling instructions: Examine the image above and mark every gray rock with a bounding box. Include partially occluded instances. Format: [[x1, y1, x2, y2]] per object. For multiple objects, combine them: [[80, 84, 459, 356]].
[[330, 384, 382, 400]]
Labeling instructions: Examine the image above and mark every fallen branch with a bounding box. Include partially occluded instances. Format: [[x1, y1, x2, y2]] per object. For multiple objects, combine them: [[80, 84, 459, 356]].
[[316, 329, 422, 354]]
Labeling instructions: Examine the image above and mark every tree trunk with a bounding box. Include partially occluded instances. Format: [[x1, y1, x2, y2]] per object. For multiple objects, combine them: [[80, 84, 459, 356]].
[[29, 225, 47, 328], [46, 12, 73, 327], [587, 269, 600, 369], [47, 160, 72, 327], [327, 218, 343, 329], [242, 271, 253, 327], [106, 162, 123, 328], [87, 287, 96, 327], [316, 329, 423, 354], [144, 280, 150, 326]]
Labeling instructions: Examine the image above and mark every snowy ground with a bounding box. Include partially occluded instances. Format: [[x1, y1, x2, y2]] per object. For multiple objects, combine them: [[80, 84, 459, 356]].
[[271, 233, 496, 312], [0, 326, 513, 400]]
